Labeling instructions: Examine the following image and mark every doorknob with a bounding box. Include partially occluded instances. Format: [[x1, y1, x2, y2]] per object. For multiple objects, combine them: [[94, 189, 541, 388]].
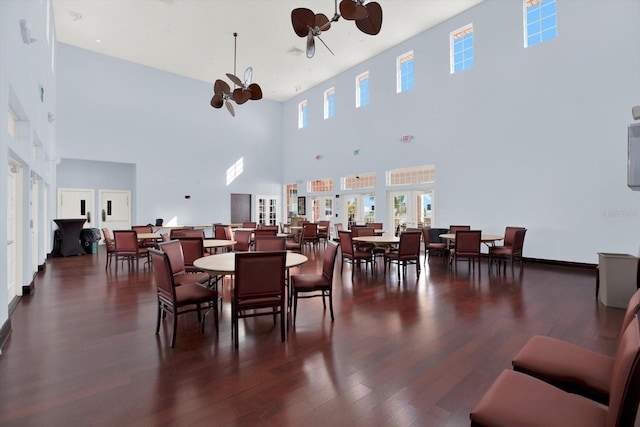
[[87, 211, 91, 223], [102, 209, 106, 222]]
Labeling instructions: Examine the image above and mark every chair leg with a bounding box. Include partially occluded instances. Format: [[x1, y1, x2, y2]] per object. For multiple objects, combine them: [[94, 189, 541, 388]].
[[280, 303, 286, 342], [328, 292, 334, 321], [155, 303, 162, 334], [170, 312, 177, 348], [293, 291, 298, 326]]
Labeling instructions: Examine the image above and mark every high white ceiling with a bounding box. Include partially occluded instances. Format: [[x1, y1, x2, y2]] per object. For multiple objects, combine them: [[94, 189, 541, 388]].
[[52, 0, 483, 102]]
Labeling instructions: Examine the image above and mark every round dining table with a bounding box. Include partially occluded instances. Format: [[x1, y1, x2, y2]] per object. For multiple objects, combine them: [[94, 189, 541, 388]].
[[352, 236, 400, 246], [194, 251, 308, 276], [439, 233, 503, 244], [203, 239, 236, 250], [137, 232, 162, 240]]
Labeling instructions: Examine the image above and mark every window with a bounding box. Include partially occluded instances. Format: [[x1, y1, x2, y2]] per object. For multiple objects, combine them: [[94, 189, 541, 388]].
[[324, 87, 335, 119], [342, 172, 376, 190], [298, 100, 308, 129], [356, 71, 370, 108], [387, 165, 435, 186], [524, 0, 557, 47], [308, 179, 334, 193], [451, 24, 474, 73], [8, 109, 18, 140], [396, 51, 414, 93]]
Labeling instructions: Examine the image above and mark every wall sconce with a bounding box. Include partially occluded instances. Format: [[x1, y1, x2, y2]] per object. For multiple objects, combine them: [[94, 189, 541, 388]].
[[20, 19, 37, 44]]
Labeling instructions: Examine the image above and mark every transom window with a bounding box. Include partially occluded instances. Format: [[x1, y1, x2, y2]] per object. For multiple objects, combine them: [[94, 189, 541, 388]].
[[308, 179, 334, 193], [396, 51, 414, 93], [298, 100, 308, 129], [324, 87, 335, 119], [387, 165, 435, 186], [524, 0, 557, 47], [356, 71, 370, 108], [342, 173, 376, 190], [451, 24, 474, 73]]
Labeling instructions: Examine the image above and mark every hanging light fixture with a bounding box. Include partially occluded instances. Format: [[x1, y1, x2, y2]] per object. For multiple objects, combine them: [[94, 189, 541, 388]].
[[210, 33, 263, 117]]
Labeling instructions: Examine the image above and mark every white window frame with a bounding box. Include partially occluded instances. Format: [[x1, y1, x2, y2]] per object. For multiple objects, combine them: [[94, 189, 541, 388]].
[[450, 24, 474, 74], [356, 71, 370, 108], [396, 50, 415, 94], [298, 100, 308, 129], [324, 87, 335, 120]]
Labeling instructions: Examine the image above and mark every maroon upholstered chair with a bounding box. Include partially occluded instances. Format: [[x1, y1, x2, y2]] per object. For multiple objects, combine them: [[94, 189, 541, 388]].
[[169, 227, 194, 239], [254, 236, 286, 251], [232, 251, 287, 349], [367, 222, 383, 232], [233, 230, 252, 252], [489, 228, 527, 274], [470, 315, 640, 427], [160, 233, 170, 242], [511, 289, 640, 405], [158, 240, 209, 286], [149, 248, 218, 348], [450, 230, 481, 273], [384, 231, 422, 280], [254, 229, 277, 238], [182, 229, 205, 238], [291, 241, 339, 326], [317, 220, 331, 246], [132, 225, 155, 248], [102, 228, 116, 269], [338, 230, 372, 277], [242, 222, 257, 228], [300, 223, 319, 250], [333, 223, 344, 242], [177, 237, 210, 272], [113, 230, 150, 272], [422, 227, 447, 264]]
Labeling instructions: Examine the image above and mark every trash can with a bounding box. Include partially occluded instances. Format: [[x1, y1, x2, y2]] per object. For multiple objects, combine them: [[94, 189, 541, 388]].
[[80, 228, 101, 255], [597, 253, 639, 308]]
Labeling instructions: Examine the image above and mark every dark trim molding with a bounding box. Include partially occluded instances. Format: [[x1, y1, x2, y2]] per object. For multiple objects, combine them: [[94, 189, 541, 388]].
[[38, 262, 46, 272], [22, 273, 36, 296], [0, 318, 11, 354], [524, 257, 597, 270]]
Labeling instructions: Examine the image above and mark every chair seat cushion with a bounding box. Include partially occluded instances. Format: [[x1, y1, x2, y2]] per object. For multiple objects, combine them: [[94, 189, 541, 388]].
[[512, 335, 614, 403], [490, 246, 512, 256], [174, 272, 210, 286], [351, 249, 372, 259], [291, 274, 330, 291], [470, 370, 606, 427], [426, 243, 446, 250], [175, 283, 218, 306]]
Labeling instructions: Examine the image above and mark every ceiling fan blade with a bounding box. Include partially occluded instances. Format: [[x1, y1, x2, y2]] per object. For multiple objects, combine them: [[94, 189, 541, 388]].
[[226, 100, 235, 117], [214, 79, 231, 95], [315, 13, 331, 32], [317, 35, 334, 56], [233, 88, 251, 105], [211, 93, 223, 109], [226, 73, 244, 87], [306, 29, 315, 58], [248, 83, 263, 100], [244, 67, 253, 85], [291, 8, 315, 37], [356, 2, 382, 35], [340, 0, 368, 21]]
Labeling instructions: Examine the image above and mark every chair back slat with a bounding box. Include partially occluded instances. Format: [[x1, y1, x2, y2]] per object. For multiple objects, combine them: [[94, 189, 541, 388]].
[[158, 240, 185, 276], [399, 231, 422, 256], [254, 236, 286, 251], [323, 241, 339, 280], [234, 252, 286, 299], [455, 230, 481, 254], [606, 315, 640, 427]]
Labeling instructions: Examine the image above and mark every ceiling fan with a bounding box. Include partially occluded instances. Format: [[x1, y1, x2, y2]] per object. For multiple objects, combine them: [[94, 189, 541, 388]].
[[291, 0, 383, 59], [210, 33, 263, 117]]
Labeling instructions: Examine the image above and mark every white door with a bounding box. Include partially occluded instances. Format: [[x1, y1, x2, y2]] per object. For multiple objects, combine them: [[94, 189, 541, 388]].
[[99, 190, 131, 237], [43, 185, 49, 254], [58, 188, 95, 227], [311, 196, 333, 222], [7, 160, 23, 300], [388, 190, 434, 230], [343, 193, 375, 227], [256, 195, 279, 226], [31, 176, 39, 273]]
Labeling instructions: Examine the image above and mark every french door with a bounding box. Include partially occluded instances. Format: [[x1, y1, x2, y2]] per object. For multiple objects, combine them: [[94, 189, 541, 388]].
[[99, 190, 131, 236], [58, 188, 95, 227], [343, 193, 375, 227], [388, 190, 433, 230], [256, 195, 279, 226], [311, 196, 333, 222]]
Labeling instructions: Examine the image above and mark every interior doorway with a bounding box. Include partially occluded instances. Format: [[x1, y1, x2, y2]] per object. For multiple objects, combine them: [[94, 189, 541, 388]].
[[388, 190, 433, 230], [343, 193, 375, 227], [57, 188, 95, 227], [99, 190, 131, 236], [7, 159, 24, 301]]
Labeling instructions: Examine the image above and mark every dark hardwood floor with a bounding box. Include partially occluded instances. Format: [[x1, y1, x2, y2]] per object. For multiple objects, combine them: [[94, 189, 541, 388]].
[[0, 246, 622, 426]]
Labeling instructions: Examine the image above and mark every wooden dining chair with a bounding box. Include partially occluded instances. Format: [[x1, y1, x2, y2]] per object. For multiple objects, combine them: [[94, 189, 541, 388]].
[[101, 228, 116, 269], [291, 241, 339, 326], [113, 230, 149, 272], [489, 228, 527, 274], [149, 248, 218, 348], [338, 230, 372, 277], [422, 227, 447, 264], [233, 230, 252, 252], [158, 239, 210, 287], [470, 315, 640, 427], [232, 251, 287, 349], [384, 231, 422, 280], [254, 236, 286, 251], [450, 230, 481, 273]]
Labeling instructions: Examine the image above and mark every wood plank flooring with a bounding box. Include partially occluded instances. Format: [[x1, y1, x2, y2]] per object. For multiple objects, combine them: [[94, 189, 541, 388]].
[[0, 246, 622, 426]]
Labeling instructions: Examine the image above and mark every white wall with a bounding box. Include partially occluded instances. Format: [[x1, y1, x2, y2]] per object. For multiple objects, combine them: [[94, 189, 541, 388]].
[[282, 0, 640, 263], [0, 0, 57, 329], [56, 44, 284, 225]]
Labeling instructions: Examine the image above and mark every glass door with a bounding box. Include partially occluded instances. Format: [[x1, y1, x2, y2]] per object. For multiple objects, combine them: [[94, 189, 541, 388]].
[[343, 193, 375, 228], [388, 190, 433, 231], [311, 196, 333, 222]]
